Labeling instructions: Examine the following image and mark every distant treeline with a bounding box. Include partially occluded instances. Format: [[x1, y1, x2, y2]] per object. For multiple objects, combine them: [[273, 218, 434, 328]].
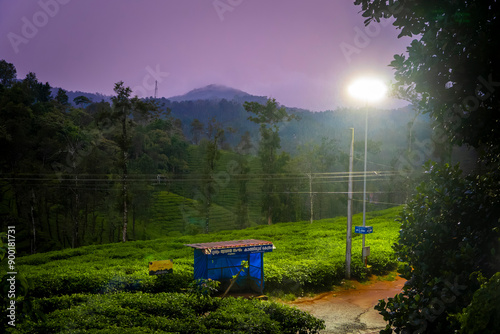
[[1, 59, 465, 255]]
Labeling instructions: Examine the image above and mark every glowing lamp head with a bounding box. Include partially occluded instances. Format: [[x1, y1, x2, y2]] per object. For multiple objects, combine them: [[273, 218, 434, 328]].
[[347, 77, 387, 103]]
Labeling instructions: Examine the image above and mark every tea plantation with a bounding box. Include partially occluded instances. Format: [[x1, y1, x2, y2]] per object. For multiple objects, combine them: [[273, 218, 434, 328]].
[[2, 206, 402, 333]]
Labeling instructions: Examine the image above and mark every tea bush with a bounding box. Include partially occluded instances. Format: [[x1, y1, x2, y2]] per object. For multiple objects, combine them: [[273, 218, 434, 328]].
[[9, 206, 400, 332], [258, 300, 326, 334], [16, 206, 401, 298], [15, 292, 325, 334], [202, 298, 281, 333]]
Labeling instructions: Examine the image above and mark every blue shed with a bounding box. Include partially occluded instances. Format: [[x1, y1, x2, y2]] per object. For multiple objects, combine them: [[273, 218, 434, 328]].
[[185, 239, 274, 294]]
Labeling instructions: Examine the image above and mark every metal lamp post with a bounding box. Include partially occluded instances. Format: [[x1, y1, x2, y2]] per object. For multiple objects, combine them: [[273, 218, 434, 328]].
[[347, 77, 387, 265]]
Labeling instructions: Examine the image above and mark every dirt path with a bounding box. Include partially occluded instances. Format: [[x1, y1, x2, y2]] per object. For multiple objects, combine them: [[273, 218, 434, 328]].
[[288, 275, 405, 334]]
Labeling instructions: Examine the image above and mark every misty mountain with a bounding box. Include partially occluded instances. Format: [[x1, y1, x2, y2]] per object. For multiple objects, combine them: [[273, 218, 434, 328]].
[[167, 84, 267, 104], [50, 84, 432, 163], [157, 95, 428, 161]]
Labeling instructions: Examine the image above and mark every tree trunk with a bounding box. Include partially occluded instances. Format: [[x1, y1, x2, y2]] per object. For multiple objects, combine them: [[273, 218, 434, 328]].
[[73, 176, 79, 248], [64, 234, 71, 248], [308, 173, 313, 224], [30, 188, 37, 254], [55, 207, 61, 245], [45, 194, 52, 239], [122, 165, 128, 242], [109, 222, 114, 243], [82, 203, 88, 244], [99, 217, 104, 244], [91, 190, 97, 242], [64, 209, 69, 248], [132, 203, 136, 240], [122, 107, 128, 242]]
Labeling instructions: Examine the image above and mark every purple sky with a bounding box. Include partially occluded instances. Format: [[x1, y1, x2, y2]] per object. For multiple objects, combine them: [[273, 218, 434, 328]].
[[1, 0, 412, 111]]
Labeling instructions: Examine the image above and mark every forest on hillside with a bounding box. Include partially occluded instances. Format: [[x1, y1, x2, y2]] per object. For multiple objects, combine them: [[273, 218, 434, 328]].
[[0, 59, 466, 255]]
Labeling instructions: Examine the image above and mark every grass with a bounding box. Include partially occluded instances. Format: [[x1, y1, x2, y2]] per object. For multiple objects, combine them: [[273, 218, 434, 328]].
[[14, 205, 402, 299], [376, 270, 399, 282], [148, 191, 240, 237], [333, 280, 358, 292], [3, 205, 402, 333]]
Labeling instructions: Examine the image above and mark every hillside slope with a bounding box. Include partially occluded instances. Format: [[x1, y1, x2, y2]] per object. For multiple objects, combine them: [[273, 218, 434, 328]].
[[16, 206, 403, 299], [148, 191, 238, 236]]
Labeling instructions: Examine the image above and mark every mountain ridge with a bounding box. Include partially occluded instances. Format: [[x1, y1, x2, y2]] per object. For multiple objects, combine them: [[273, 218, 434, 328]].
[[54, 84, 271, 107], [167, 84, 268, 104], [169, 84, 246, 101]]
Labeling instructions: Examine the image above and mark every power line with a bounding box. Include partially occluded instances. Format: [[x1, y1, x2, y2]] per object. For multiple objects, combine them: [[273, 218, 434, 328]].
[[351, 198, 406, 206], [0, 169, 423, 183]]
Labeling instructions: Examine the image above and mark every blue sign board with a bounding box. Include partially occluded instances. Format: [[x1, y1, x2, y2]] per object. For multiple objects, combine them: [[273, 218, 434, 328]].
[[355, 226, 373, 234]]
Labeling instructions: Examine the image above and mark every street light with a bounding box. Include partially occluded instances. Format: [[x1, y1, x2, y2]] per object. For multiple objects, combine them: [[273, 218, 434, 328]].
[[347, 77, 387, 265], [347, 78, 387, 104]]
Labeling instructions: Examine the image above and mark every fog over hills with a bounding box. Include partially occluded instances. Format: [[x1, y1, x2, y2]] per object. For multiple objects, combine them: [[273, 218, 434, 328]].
[[169, 84, 247, 101], [50, 84, 424, 158]]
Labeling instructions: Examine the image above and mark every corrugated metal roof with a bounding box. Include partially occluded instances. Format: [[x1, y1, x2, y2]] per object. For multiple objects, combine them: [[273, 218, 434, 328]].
[[184, 239, 272, 250]]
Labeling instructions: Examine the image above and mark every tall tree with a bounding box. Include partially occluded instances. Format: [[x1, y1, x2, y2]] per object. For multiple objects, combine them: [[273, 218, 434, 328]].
[[244, 98, 296, 224], [199, 117, 224, 233], [55, 88, 69, 106], [0, 68, 88, 253], [22, 72, 52, 104], [0, 60, 16, 87], [293, 138, 340, 222], [234, 131, 253, 228], [354, 1, 500, 332], [236, 130, 253, 154], [111, 81, 157, 242], [190, 118, 204, 144], [73, 95, 92, 107]]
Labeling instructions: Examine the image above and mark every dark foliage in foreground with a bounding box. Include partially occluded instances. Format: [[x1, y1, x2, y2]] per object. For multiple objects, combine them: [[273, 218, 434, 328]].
[[375, 163, 500, 333], [13, 292, 325, 334]]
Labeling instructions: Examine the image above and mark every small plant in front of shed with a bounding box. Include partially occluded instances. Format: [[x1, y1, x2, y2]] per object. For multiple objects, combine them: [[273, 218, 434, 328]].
[[221, 260, 250, 298], [189, 278, 221, 298]]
